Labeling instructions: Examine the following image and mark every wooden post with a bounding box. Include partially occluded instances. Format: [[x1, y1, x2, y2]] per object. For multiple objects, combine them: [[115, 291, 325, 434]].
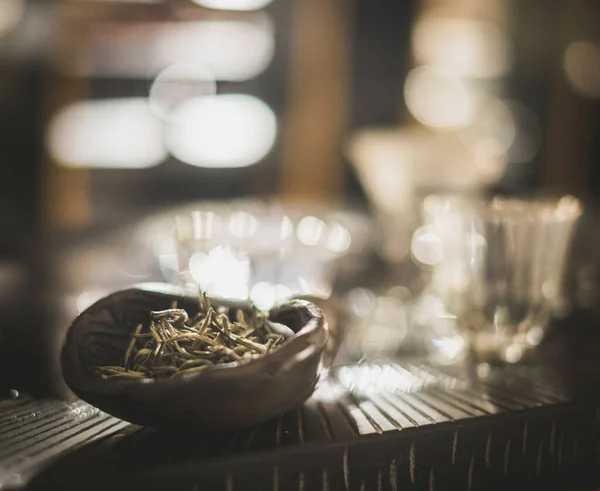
[[540, 0, 595, 196], [279, 0, 353, 205], [40, 4, 91, 230]]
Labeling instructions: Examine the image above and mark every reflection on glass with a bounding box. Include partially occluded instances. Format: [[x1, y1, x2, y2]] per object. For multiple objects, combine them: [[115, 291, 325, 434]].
[[189, 246, 250, 299], [346, 288, 410, 359], [410, 225, 443, 267], [47, 98, 166, 168], [348, 288, 377, 318], [410, 287, 468, 365], [460, 99, 516, 156], [279, 215, 294, 240], [191, 210, 220, 240], [166, 94, 277, 168], [228, 211, 258, 239], [430, 325, 468, 363], [296, 216, 326, 246], [157, 248, 180, 285], [250, 282, 291, 310], [326, 222, 352, 253]]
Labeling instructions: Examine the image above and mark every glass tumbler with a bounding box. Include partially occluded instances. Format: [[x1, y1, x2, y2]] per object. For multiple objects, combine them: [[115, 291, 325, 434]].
[[167, 203, 369, 309], [421, 195, 582, 363]]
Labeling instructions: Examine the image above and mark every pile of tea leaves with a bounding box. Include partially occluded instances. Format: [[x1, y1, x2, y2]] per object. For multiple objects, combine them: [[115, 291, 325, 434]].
[[93, 293, 285, 380]]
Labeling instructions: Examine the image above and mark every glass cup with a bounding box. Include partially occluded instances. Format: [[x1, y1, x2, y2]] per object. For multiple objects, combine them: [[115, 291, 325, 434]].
[[417, 194, 582, 363], [162, 202, 370, 310]]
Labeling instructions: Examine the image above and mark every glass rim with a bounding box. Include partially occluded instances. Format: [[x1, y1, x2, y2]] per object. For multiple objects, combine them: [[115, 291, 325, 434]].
[[423, 194, 583, 222]]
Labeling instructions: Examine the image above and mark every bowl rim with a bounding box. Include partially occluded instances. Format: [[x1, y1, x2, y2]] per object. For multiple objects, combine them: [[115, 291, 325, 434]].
[[61, 282, 329, 395]]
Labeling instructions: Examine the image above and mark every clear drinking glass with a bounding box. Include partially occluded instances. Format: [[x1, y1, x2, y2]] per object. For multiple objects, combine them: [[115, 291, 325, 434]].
[[420, 194, 582, 363], [164, 202, 370, 309]]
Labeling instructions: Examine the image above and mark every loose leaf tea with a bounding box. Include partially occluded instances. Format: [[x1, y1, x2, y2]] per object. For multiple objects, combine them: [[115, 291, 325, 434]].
[[93, 292, 285, 380]]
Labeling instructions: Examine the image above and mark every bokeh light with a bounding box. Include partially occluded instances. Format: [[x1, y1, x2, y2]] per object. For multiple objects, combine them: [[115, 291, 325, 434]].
[[348, 287, 377, 318], [76, 290, 109, 314], [228, 211, 259, 239], [504, 344, 523, 363], [190, 0, 274, 11], [189, 246, 250, 299], [60, 17, 274, 82], [337, 364, 435, 396], [346, 293, 410, 359], [250, 282, 292, 310], [155, 237, 180, 284], [412, 13, 511, 79], [149, 63, 216, 123], [165, 94, 277, 168], [159, 18, 274, 82], [526, 326, 544, 346], [178, 210, 221, 242], [429, 328, 468, 365], [461, 99, 516, 155], [279, 216, 294, 240], [325, 221, 352, 253], [404, 66, 476, 129], [461, 98, 541, 165], [47, 98, 166, 168], [411, 225, 444, 267], [296, 216, 327, 246], [0, 0, 24, 38], [563, 41, 600, 99]]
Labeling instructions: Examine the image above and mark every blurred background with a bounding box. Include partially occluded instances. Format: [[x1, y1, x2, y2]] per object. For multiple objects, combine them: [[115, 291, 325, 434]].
[[0, 0, 599, 396]]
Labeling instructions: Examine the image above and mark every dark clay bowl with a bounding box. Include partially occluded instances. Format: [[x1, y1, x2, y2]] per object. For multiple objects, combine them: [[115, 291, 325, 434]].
[[60, 283, 329, 431]]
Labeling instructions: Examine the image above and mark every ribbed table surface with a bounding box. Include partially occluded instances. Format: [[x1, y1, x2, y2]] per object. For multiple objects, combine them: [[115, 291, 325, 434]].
[[0, 361, 598, 491]]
